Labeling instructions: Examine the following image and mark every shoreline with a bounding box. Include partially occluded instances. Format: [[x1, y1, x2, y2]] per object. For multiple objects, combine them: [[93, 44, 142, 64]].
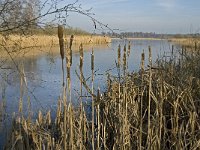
[[111, 37, 166, 40]]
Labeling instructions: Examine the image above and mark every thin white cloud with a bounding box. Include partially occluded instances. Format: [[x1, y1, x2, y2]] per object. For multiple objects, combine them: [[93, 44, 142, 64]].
[[155, 0, 177, 10], [84, 0, 129, 5]]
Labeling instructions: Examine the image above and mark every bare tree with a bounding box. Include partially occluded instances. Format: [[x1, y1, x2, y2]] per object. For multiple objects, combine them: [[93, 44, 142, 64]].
[[0, 0, 112, 35], [22, 0, 40, 27]]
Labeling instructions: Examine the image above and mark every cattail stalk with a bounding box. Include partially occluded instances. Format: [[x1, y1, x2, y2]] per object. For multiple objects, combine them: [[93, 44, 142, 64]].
[[141, 52, 145, 74], [79, 43, 84, 103], [91, 48, 95, 150], [58, 25, 68, 150], [19, 63, 24, 114], [96, 88, 100, 149], [117, 44, 121, 84], [147, 46, 152, 149], [79, 43, 84, 70], [139, 52, 145, 150], [58, 25, 65, 86]]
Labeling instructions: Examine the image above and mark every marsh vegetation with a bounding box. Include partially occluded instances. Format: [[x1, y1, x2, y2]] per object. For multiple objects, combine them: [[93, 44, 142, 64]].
[[1, 25, 200, 149]]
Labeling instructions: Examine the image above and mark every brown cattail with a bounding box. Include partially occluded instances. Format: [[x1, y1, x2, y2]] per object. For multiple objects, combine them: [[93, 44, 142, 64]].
[[38, 110, 43, 125], [69, 35, 74, 65], [66, 46, 71, 79], [58, 25, 65, 60], [123, 44, 127, 72], [128, 41, 131, 57], [149, 46, 152, 67], [118, 44, 121, 68], [67, 65, 71, 79], [46, 110, 51, 126], [58, 25, 63, 39], [79, 43, 84, 69], [141, 52, 145, 73], [91, 48, 94, 71]]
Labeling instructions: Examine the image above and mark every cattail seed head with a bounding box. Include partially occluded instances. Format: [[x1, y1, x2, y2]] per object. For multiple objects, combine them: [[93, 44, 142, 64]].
[[128, 41, 131, 57], [148, 46, 152, 66], [58, 25, 64, 60], [141, 52, 145, 72], [118, 44, 121, 68], [91, 48, 94, 71], [58, 25, 64, 39], [79, 43, 84, 69]]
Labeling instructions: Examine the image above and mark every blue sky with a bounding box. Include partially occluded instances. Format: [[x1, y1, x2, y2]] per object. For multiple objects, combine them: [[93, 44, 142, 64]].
[[46, 0, 200, 34]]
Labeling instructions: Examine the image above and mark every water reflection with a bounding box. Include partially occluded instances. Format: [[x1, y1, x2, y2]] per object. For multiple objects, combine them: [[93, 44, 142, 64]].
[[1, 39, 174, 104], [0, 39, 174, 111]]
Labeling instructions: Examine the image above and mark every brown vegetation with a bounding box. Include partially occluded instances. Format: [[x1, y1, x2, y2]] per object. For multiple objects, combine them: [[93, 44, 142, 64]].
[[170, 37, 200, 48], [0, 34, 111, 47], [3, 27, 200, 149]]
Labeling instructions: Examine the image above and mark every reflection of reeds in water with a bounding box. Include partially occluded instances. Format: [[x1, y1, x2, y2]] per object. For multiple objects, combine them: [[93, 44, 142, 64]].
[[118, 44, 121, 68], [5, 34, 200, 149], [0, 102, 3, 129]]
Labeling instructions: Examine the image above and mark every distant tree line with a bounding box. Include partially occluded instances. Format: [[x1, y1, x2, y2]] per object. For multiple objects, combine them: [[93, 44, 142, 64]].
[[41, 24, 90, 35], [102, 31, 200, 39]]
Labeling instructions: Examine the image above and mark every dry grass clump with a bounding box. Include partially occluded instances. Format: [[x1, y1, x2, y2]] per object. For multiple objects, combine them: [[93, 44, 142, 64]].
[[4, 28, 200, 149], [4, 102, 90, 150]]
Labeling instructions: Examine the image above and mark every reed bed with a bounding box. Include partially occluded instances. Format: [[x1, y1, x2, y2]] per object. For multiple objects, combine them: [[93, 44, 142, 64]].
[[4, 28, 200, 149], [0, 34, 111, 48], [170, 37, 200, 48]]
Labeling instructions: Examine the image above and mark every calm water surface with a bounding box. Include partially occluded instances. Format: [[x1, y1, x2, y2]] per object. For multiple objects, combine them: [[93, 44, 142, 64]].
[[0, 39, 173, 148]]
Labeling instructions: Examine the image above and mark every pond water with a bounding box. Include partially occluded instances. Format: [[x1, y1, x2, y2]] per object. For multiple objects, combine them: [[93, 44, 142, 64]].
[[0, 39, 174, 148]]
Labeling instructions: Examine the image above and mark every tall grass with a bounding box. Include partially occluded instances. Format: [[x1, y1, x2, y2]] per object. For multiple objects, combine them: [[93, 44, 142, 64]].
[[4, 28, 200, 149]]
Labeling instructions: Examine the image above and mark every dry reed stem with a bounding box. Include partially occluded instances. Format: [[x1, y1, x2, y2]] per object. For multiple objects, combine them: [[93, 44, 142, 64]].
[[147, 46, 152, 149], [91, 48, 95, 150]]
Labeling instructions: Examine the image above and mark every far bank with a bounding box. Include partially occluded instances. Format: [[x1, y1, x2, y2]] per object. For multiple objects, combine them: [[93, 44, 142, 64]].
[[0, 34, 111, 48]]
